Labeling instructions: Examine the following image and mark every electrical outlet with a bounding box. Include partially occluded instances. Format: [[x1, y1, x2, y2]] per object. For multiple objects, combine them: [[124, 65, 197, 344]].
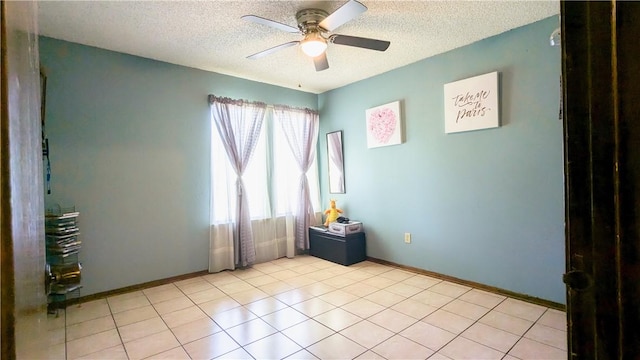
[[404, 233, 411, 244]]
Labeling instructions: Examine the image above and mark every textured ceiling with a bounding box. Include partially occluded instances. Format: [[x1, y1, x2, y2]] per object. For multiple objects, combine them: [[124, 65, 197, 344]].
[[37, 1, 559, 94]]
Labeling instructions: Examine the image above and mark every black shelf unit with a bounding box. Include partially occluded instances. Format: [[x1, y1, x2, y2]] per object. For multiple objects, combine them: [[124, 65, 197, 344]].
[[45, 208, 82, 314], [309, 227, 366, 266]]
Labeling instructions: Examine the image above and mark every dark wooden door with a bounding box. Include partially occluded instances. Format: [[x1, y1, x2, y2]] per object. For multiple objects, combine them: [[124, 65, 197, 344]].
[[562, 1, 640, 358]]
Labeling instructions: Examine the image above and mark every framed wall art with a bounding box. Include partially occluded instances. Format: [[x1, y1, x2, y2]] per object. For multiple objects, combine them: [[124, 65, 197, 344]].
[[444, 71, 500, 134], [365, 100, 403, 148]]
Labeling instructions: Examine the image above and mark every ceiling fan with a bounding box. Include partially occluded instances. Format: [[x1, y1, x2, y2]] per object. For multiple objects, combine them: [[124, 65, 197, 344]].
[[242, 0, 390, 71]]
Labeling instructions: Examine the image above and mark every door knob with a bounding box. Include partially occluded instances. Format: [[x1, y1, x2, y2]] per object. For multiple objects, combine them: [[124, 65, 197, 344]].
[[563, 270, 592, 291]]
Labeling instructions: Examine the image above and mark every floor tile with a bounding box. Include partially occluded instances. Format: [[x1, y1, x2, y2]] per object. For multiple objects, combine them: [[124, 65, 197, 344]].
[[314, 308, 363, 332], [123, 330, 180, 360], [231, 268, 265, 280], [186, 287, 226, 304], [55, 256, 570, 360], [371, 334, 434, 360], [262, 307, 309, 331], [210, 306, 257, 329], [282, 319, 335, 348], [524, 323, 567, 350], [292, 298, 336, 317], [537, 308, 567, 331], [494, 298, 547, 322], [161, 305, 208, 328], [361, 275, 397, 289], [422, 309, 474, 335], [243, 332, 302, 360], [318, 289, 359, 307], [107, 293, 151, 314], [458, 289, 506, 309], [428, 281, 471, 298], [144, 287, 184, 305], [479, 309, 534, 336], [66, 299, 112, 325], [341, 269, 375, 281], [152, 296, 194, 315], [246, 274, 280, 287], [307, 333, 367, 360], [411, 290, 454, 308], [202, 271, 241, 286], [285, 349, 320, 360], [252, 262, 286, 274], [229, 287, 270, 305], [275, 289, 316, 305], [340, 282, 380, 297], [461, 322, 520, 353], [271, 269, 301, 281], [428, 353, 453, 359], [341, 298, 387, 319], [359, 264, 393, 276], [112, 305, 159, 327], [217, 280, 255, 295], [401, 274, 442, 289], [245, 296, 288, 317], [391, 298, 438, 319], [198, 296, 241, 317], [119, 316, 167, 343], [66, 315, 115, 341], [214, 347, 254, 359], [66, 329, 122, 359], [438, 336, 504, 359], [340, 320, 394, 349], [364, 289, 406, 307], [226, 318, 278, 346], [442, 299, 491, 320], [508, 337, 567, 360], [75, 344, 128, 360], [258, 280, 296, 295], [400, 321, 457, 351], [299, 282, 337, 297], [171, 317, 222, 344], [379, 269, 416, 282], [385, 282, 424, 298], [182, 331, 240, 360], [144, 346, 191, 359], [322, 275, 358, 288], [283, 272, 320, 286], [368, 308, 417, 333]]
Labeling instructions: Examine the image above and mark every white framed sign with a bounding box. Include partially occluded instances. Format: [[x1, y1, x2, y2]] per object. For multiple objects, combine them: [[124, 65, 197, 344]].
[[444, 71, 500, 134]]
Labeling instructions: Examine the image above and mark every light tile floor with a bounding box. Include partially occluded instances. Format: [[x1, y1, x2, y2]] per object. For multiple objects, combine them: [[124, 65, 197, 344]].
[[46, 256, 567, 360]]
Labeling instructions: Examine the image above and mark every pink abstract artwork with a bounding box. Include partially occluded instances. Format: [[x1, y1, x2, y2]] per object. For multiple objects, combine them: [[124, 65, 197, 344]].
[[366, 101, 402, 148]]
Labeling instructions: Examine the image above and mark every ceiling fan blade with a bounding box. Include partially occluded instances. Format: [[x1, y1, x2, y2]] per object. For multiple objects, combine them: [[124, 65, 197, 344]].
[[314, 52, 329, 71], [247, 41, 299, 59], [330, 34, 390, 51], [241, 15, 300, 33], [319, 0, 367, 32]]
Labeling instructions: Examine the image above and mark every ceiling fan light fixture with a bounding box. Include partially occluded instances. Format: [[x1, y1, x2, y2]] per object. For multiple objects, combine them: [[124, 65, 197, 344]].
[[300, 32, 327, 57]]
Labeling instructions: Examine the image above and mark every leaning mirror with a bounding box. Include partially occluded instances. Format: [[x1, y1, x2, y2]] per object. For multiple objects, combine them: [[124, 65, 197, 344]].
[[327, 131, 345, 193]]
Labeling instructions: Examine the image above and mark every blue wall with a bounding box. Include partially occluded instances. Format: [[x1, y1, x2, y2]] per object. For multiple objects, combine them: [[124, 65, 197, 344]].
[[41, 15, 565, 303], [40, 37, 317, 295], [318, 17, 564, 303]]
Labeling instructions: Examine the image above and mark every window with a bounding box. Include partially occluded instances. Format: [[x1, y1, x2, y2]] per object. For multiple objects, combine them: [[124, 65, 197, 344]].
[[211, 110, 320, 224]]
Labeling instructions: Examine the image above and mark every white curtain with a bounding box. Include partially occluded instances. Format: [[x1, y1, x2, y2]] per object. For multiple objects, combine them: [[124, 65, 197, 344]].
[[209, 95, 266, 268], [273, 105, 320, 250]]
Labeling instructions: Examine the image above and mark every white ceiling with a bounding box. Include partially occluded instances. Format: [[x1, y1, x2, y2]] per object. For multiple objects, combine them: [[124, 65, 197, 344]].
[[37, 1, 559, 94]]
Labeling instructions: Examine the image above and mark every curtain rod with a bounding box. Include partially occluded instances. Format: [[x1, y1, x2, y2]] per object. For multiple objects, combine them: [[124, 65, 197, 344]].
[[208, 94, 317, 114]]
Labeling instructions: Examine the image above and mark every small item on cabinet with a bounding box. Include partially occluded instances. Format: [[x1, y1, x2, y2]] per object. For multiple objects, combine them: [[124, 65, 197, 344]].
[[324, 199, 343, 227], [328, 221, 363, 236]]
